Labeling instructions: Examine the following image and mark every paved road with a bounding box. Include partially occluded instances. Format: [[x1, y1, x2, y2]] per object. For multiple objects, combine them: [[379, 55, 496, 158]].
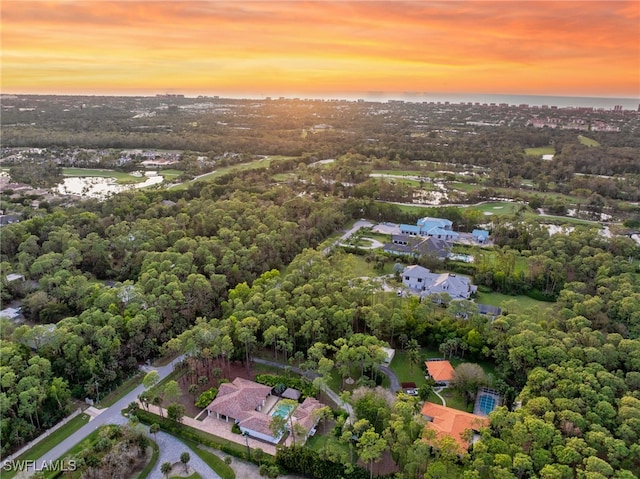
[[27, 355, 187, 477], [147, 430, 219, 479]]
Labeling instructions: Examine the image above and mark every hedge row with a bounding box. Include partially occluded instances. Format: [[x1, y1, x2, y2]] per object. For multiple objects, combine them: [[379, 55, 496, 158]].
[[254, 374, 317, 399], [276, 446, 394, 479], [133, 407, 272, 467]]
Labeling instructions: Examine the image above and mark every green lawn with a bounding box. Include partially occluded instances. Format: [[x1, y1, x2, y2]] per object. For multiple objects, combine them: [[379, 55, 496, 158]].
[[189, 443, 235, 479], [61, 168, 147, 184], [346, 254, 395, 277], [449, 182, 482, 192], [372, 169, 424, 177], [2, 413, 90, 479], [475, 291, 555, 315], [40, 424, 105, 479], [524, 146, 555, 156], [100, 372, 144, 407], [578, 135, 600, 147], [306, 434, 351, 461], [468, 202, 523, 215], [170, 474, 202, 479], [159, 169, 184, 179], [192, 156, 297, 183]]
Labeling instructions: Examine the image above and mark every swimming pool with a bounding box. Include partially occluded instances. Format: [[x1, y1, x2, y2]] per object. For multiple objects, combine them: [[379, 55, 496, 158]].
[[271, 402, 295, 419], [477, 394, 497, 415]]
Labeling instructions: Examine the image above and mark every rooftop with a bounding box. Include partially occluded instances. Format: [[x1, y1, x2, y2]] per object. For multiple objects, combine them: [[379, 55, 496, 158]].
[[421, 402, 489, 451], [425, 360, 455, 382]]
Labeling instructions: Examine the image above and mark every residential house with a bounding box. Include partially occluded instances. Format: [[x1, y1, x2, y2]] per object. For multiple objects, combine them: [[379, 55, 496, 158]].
[[471, 229, 489, 244], [206, 378, 324, 444], [425, 360, 455, 386], [0, 215, 20, 227], [383, 235, 450, 260], [421, 402, 488, 452], [401, 266, 477, 300], [400, 217, 459, 241]]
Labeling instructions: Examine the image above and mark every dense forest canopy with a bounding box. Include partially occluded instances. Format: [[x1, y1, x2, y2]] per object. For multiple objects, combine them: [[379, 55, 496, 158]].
[[1, 95, 639, 477]]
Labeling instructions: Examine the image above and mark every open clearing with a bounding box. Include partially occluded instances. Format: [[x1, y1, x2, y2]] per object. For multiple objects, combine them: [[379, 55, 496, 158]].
[[578, 135, 600, 147], [62, 168, 147, 184], [475, 291, 556, 315], [524, 146, 555, 156]]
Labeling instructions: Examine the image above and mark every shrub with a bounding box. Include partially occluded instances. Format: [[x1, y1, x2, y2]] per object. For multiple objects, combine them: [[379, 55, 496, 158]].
[[195, 387, 219, 408], [254, 374, 317, 399], [231, 422, 242, 434]]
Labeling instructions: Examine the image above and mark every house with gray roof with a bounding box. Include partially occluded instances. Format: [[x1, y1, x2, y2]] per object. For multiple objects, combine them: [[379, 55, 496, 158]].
[[402, 265, 477, 300], [383, 235, 450, 260]]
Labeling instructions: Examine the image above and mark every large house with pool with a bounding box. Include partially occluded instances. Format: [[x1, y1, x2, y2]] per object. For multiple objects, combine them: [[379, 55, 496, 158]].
[[206, 377, 324, 444]]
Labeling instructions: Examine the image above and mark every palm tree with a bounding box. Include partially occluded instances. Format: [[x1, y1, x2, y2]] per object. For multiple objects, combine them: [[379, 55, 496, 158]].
[[180, 452, 191, 473], [160, 461, 172, 478]]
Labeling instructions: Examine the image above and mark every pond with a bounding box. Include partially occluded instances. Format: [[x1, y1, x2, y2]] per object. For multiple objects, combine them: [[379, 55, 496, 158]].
[[55, 174, 164, 199]]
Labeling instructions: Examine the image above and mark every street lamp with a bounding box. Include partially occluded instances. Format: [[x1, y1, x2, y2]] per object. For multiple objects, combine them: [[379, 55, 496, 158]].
[[242, 431, 251, 459]]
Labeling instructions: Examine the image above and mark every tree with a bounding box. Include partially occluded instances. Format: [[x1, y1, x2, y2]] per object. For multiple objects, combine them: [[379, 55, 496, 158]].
[[160, 461, 172, 478], [357, 427, 387, 479], [167, 403, 185, 423], [143, 371, 159, 390], [180, 451, 191, 473], [149, 423, 160, 441], [451, 363, 488, 406]]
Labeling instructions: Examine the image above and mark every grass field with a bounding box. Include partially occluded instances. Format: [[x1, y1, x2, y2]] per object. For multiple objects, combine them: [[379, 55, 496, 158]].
[[2, 413, 90, 479], [100, 371, 144, 407], [524, 146, 555, 156], [159, 169, 184, 180], [62, 168, 147, 184], [346, 254, 395, 277], [578, 135, 600, 147], [372, 169, 424, 177], [475, 291, 555, 315], [468, 202, 523, 215], [171, 156, 297, 188]]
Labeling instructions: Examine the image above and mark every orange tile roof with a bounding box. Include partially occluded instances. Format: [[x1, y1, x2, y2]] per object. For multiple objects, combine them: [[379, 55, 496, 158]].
[[425, 360, 454, 382], [421, 402, 489, 451]]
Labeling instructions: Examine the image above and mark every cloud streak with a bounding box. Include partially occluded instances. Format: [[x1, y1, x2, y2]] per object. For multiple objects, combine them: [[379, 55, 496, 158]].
[[2, 1, 638, 96]]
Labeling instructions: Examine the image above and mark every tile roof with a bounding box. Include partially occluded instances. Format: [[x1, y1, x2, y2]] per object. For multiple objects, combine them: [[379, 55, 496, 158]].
[[425, 360, 454, 382], [292, 397, 324, 432], [207, 377, 272, 421], [421, 402, 489, 451]]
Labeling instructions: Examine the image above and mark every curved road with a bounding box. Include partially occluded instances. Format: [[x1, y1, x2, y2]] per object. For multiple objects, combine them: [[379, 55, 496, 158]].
[[25, 355, 187, 478], [147, 430, 219, 479]]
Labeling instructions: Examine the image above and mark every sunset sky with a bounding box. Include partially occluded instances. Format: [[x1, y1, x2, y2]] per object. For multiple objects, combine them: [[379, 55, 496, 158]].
[[2, 1, 639, 98]]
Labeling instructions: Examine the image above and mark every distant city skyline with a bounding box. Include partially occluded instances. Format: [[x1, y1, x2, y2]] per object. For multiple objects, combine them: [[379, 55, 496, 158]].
[[2, 1, 639, 98]]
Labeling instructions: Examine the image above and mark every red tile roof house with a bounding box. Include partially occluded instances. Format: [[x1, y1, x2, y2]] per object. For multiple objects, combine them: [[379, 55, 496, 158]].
[[421, 402, 489, 452], [206, 377, 324, 444], [425, 360, 455, 386]]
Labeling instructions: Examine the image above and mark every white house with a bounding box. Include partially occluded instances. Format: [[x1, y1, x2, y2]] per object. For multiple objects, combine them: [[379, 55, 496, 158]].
[[402, 266, 477, 300]]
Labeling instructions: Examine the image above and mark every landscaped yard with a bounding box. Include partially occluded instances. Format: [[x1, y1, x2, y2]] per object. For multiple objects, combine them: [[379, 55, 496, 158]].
[[475, 291, 556, 315]]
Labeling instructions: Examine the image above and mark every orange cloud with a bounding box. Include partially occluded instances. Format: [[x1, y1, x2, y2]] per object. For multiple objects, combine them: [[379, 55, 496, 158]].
[[1, 1, 638, 96]]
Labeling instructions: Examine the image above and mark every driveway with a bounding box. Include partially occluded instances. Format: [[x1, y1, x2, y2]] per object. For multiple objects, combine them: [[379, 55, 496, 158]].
[[26, 355, 187, 477], [146, 430, 219, 479], [379, 365, 400, 393]]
